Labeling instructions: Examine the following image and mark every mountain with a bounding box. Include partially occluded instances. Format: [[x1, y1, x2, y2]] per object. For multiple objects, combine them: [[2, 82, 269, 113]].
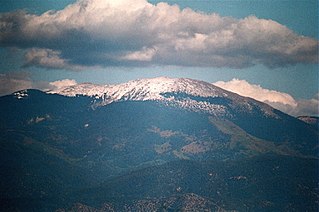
[[0, 77, 318, 211], [51, 77, 318, 157]]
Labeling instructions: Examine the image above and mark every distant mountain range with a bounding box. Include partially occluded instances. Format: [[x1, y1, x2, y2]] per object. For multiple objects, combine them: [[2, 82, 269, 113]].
[[0, 77, 318, 211]]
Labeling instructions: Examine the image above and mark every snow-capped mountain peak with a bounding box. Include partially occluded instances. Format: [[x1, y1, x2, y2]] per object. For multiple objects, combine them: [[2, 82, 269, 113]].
[[50, 77, 227, 99], [49, 77, 276, 117]]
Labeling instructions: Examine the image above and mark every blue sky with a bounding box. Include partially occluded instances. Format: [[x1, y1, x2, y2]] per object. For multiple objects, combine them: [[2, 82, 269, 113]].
[[0, 0, 318, 115]]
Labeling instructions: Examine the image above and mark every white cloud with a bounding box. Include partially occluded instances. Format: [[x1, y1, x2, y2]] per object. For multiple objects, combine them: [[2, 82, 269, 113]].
[[24, 48, 68, 69], [23, 48, 85, 70], [213, 79, 297, 106], [213, 79, 318, 117], [0, 0, 317, 69], [0, 73, 78, 96], [49, 79, 78, 90], [289, 94, 319, 117], [121, 47, 157, 61]]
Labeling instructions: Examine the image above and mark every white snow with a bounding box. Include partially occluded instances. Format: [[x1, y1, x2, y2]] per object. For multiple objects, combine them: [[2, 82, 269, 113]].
[[14, 90, 28, 99], [50, 77, 227, 100]]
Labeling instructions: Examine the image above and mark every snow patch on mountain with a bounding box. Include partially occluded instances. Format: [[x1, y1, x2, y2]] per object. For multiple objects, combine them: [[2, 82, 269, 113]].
[[13, 90, 29, 99]]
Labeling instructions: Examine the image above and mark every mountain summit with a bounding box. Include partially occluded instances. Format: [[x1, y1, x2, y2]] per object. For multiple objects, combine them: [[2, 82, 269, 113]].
[[50, 77, 276, 117], [50, 77, 228, 100]]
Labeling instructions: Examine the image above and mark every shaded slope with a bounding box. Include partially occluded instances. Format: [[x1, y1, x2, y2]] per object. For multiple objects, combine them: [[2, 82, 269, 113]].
[[74, 155, 318, 211]]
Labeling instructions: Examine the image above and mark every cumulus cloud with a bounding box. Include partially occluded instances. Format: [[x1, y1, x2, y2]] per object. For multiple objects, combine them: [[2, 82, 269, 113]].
[[23, 48, 85, 70], [23, 48, 69, 69], [49, 79, 78, 90], [213, 79, 297, 106], [121, 47, 157, 61], [213, 79, 318, 117], [0, 0, 317, 69], [286, 94, 319, 117], [0, 73, 78, 96]]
